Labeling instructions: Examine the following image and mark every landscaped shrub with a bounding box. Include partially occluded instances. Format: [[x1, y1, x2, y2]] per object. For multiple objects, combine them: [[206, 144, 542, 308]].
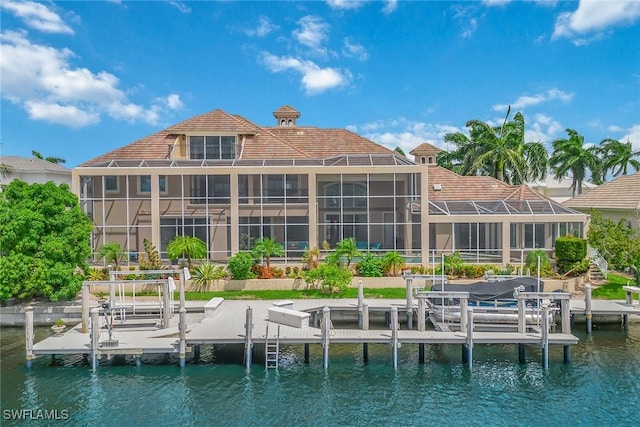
[[555, 235, 588, 275], [227, 252, 256, 280], [382, 251, 405, 277], [525, 250, 553, 277], [302, 263, 352, 293], [356, 253, 383, 277], [191, 262, 227, 291]]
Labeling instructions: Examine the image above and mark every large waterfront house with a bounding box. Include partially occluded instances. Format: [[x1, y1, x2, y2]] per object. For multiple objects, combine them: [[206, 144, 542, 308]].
[[72, 106, 587, 266], [563, 172, 640, 230], [0, 155, 71, 186]]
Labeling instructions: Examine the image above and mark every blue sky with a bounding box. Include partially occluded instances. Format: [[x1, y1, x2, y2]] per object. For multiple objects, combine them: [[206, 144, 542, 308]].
[[1, 0, 639, 168]]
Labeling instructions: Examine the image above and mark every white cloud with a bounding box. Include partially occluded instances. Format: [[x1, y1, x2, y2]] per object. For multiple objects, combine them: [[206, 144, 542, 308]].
[[349, 117, 462, 155], [382, 1, 398, 14], [0, 30, 180, 127], [553, 0, 640, 45], [342, 38, 368, 61], [482, 0, 512, 7], [167, 1, 191, 14], [0, 0, 73, 34], [326, 0, 365, 10], [621, 124, 640, 152], [525, 113, 564, 145], [293, 16, 331, 57], [492, 88, 573, 111], [165, 94, 183, 110], [243, 16, 278, 37], [260, 52, 350, 95], [451, 5, 480, 39]]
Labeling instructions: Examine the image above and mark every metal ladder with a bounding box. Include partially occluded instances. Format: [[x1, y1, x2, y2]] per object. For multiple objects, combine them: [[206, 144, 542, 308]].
[[265, 323, 280, 369]]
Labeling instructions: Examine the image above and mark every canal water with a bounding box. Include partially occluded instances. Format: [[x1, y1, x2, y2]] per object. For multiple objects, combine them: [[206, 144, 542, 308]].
[[1, 323, 639, 426]]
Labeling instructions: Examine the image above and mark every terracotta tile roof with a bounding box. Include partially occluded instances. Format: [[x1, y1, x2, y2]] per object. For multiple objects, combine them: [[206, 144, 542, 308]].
[[166, 109, 258, 134], [80, 108, 396, 166], [427, 166, 547, 201], [273, 105, 300, 117], [410, 142, 442, 156], [264, 127, 394, 158], [563, 172, 640, 211]]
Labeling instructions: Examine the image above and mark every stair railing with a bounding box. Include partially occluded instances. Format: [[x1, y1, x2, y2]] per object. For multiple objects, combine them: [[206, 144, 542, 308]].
[[588, 248, 608, 279]]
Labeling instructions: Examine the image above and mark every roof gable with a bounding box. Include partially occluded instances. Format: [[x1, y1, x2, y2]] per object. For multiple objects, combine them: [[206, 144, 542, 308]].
[[563, 172, 640, 210]]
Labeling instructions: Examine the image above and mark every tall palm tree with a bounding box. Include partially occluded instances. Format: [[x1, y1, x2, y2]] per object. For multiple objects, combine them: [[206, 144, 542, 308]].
[[549, 129, 600, 197], [166, 236, 207, 270], [599, 138, 640, 178], [442, 107, 548, 184], [251, 237, 284, 269], [32, 150, 66, 164]]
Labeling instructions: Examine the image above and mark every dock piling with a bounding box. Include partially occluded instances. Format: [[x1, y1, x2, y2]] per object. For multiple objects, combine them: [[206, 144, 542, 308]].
[[322, 306, 330, 372], [362, 303, 369, 331], [90, 308, 99, 372], [357, 280, 364, 329], [465, 308, 473, 369], [417, 297, 425, 332], [82, 284, 89, 333], [244, 306, 253, 369], [391, 306, 399, 370], [541, 305, 549, 369], [179, 307, 187, 368], [25, 306, 34, 369], [585, 284, 592, 334]]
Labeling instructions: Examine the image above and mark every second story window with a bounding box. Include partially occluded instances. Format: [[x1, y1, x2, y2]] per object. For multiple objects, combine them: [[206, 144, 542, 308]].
[[189, 136, 236, 160]]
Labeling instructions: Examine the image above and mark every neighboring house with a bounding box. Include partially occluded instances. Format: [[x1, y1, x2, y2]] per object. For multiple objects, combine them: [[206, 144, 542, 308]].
[[72, 106, 587, 265], [410, 142, 441, 165], [563, 172, 640, 230], [528, 175, 597, 203], [0, 155, 71, 186]]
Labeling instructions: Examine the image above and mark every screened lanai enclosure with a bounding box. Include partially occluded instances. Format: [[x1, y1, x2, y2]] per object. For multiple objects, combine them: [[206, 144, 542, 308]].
[[75, 156, 587, 266]]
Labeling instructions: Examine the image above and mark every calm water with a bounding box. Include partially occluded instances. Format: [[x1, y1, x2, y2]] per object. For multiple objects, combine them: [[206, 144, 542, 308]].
[[1, 323, 639, 426]]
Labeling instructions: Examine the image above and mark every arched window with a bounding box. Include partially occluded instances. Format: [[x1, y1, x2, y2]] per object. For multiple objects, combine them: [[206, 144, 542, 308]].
[[280, 119, 286, 127], [324, 182, 367, 208], [288, 119, 293, 126], [428, 156, 434, 164], [420, 156, 426, 164]]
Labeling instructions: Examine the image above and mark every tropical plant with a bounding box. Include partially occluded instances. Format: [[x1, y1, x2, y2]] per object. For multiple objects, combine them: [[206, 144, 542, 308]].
[[190, 262, 227, 291], [302, 246, 321, 270], [85, 267, 107, 281], [0, 181, 92, 301], [525, 249, 553, 277], [382, 250, 406, 277], [251, 237, 284, 269], [97, 242, 125, 268], [227, 252, 256, 280], [549, 129, 600, 196], [302, 263, 352, 293], [166, 236, 207, 270], [598, 138, 640, 178], [326, 238, 361, 268], [32, 150, 66, 164], [357, 253, 383, 277], [138, 238, 163, 271], [587, 210, 640, 272], [442, 107, 548, 184]]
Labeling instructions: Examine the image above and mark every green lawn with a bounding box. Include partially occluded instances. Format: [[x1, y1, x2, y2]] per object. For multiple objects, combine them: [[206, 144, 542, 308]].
[[592, 273, 636, 299]]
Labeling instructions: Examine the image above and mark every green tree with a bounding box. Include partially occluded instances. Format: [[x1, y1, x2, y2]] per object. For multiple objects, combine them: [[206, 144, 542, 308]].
[[251, 237, 284, 269], [0, 180, 92, 301], [32, 150, 66, 164], [587, 210, 639, 271], [599, 138, 640, 178], [549, 129, 600, 196], [442, 107, 548, 184], [382, 250, 405, 277], [326, 238, 361, 268], [166, 236, 207, 270], [97, 242, 125, 268], [227, 252, 256, 280], [394, 146, 407, 157]]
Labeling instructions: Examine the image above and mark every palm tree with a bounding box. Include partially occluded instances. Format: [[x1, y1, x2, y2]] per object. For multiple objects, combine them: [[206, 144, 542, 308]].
[[327, 238, 361, 268], [32, 150, 66, 164], [0, 163, 13, 179], [251, 237, 284, 270], [599, 138, 640, 178], [166, 236, 207, 270], [98, 242, 125, 268], [549, 129, 600, 197], [382, 251, 405, 277], [442, 107, 548, 184]]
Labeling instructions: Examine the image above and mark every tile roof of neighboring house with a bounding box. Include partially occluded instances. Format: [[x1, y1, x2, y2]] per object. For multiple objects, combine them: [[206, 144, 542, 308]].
[[562, 172, 640, 211], [427, 166, 547, 201], [80, 108, 394, 166], [528, 175, 597, 190], [273, 105, 300, 117], [410, 142, 442, 156], [1, 155, 71, 173]]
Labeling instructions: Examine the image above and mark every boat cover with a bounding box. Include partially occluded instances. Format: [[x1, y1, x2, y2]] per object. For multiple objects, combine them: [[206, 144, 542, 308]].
[[430, 276, 544, 303]]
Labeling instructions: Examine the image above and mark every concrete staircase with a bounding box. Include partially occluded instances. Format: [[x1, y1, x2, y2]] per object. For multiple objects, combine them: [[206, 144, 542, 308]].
[[588, 263, 607, 286]]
